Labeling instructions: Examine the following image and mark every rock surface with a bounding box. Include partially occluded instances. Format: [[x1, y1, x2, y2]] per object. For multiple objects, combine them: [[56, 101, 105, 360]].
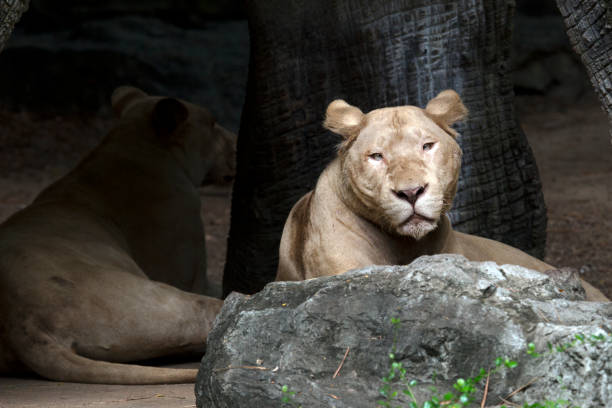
[[196, 255, 611, 408]]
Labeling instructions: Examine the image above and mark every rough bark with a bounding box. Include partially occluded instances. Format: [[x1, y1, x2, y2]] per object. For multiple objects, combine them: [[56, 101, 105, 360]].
[[0, 0, 28, 52], [556, 0, 612, 139], [224, 0, 547, 296]]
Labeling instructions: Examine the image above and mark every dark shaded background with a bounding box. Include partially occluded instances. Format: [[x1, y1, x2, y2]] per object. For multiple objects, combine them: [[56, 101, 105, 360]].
[[0, 0, 592, 128]]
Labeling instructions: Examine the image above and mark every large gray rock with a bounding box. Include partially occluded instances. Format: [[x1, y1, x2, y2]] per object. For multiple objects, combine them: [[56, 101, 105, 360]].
[[196, 255, 611, 408]]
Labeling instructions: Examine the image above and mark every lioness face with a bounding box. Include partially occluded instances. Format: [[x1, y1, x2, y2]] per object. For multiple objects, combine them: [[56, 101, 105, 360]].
[[325, 90, 467, 239]]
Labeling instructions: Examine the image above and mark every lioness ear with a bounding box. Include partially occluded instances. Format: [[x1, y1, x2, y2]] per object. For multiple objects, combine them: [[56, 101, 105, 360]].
[[111, 86, 148, 117], [425, 90, 468, 138], [323, 99, 364, 139], [151, 97, 189, 141]]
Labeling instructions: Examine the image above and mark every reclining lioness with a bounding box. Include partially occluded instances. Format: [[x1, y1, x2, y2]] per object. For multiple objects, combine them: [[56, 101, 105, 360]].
[[276, 90, 607, 302], [0, 86, 236, 384]]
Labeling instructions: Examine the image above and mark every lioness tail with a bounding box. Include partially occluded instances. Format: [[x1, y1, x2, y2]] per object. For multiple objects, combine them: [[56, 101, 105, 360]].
[[16, 334, 198, 384]]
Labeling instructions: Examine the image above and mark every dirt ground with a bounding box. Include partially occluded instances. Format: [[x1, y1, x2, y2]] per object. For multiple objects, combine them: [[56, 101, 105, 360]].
[[516, 93, 612, 298], [0, 92, 610, 406], [0, 364, 199, 408]]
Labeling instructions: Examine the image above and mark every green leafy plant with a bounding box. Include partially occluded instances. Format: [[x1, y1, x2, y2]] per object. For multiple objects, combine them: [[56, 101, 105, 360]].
[[376, 318, 609, 408], [280, 384, 301, 407], [377, 316, 515, 408]]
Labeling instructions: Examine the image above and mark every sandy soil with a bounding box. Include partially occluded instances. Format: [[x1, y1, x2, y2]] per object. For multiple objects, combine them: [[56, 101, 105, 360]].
[[0, 93, 610, 406]]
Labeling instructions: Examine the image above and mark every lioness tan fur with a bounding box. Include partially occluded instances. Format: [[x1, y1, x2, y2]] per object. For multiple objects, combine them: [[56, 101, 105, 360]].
[[0, 86, 236, 384], [276, 90, 608, 302]]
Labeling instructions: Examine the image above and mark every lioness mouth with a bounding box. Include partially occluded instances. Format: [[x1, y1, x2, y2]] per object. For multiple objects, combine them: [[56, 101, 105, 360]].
[[403, 214, 434, 224]]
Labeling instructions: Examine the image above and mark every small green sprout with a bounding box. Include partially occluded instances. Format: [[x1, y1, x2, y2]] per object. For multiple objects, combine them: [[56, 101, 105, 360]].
[[280, 384, 301, 407]]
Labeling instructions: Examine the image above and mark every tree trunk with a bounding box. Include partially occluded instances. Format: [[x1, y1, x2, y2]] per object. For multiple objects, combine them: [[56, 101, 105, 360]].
[[224, 0, 547, 296], [0, 0, 29, 52], [556, 0, 612, 139]]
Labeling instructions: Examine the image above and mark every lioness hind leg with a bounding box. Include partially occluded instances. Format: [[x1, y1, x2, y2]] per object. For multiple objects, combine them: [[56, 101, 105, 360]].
[[73, 278, 224, 364], [8, 276, 223, 384]]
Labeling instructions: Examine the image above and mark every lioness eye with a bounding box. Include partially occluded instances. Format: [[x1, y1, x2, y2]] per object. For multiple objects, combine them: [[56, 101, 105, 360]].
[[369, 152, 384, 161], [422, 142, 435, 151]]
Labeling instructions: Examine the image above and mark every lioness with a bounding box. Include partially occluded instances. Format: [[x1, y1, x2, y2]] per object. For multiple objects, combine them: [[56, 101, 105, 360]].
[[0, 86, 236, 384], [276, 90, 608, 302]]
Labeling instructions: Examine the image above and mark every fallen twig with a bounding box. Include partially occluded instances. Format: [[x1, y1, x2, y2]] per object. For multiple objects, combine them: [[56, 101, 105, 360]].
[[501, 376, 540, 403], [213, 365, 269, 372], [480, 370, 490, 408], [125, 394, 186, 401], [333, 346, 350, 379], [532, 307, 549, 322]]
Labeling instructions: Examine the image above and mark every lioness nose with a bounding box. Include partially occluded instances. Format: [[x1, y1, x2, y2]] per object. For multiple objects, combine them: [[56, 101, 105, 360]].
[[395, 185, 427, 205]]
